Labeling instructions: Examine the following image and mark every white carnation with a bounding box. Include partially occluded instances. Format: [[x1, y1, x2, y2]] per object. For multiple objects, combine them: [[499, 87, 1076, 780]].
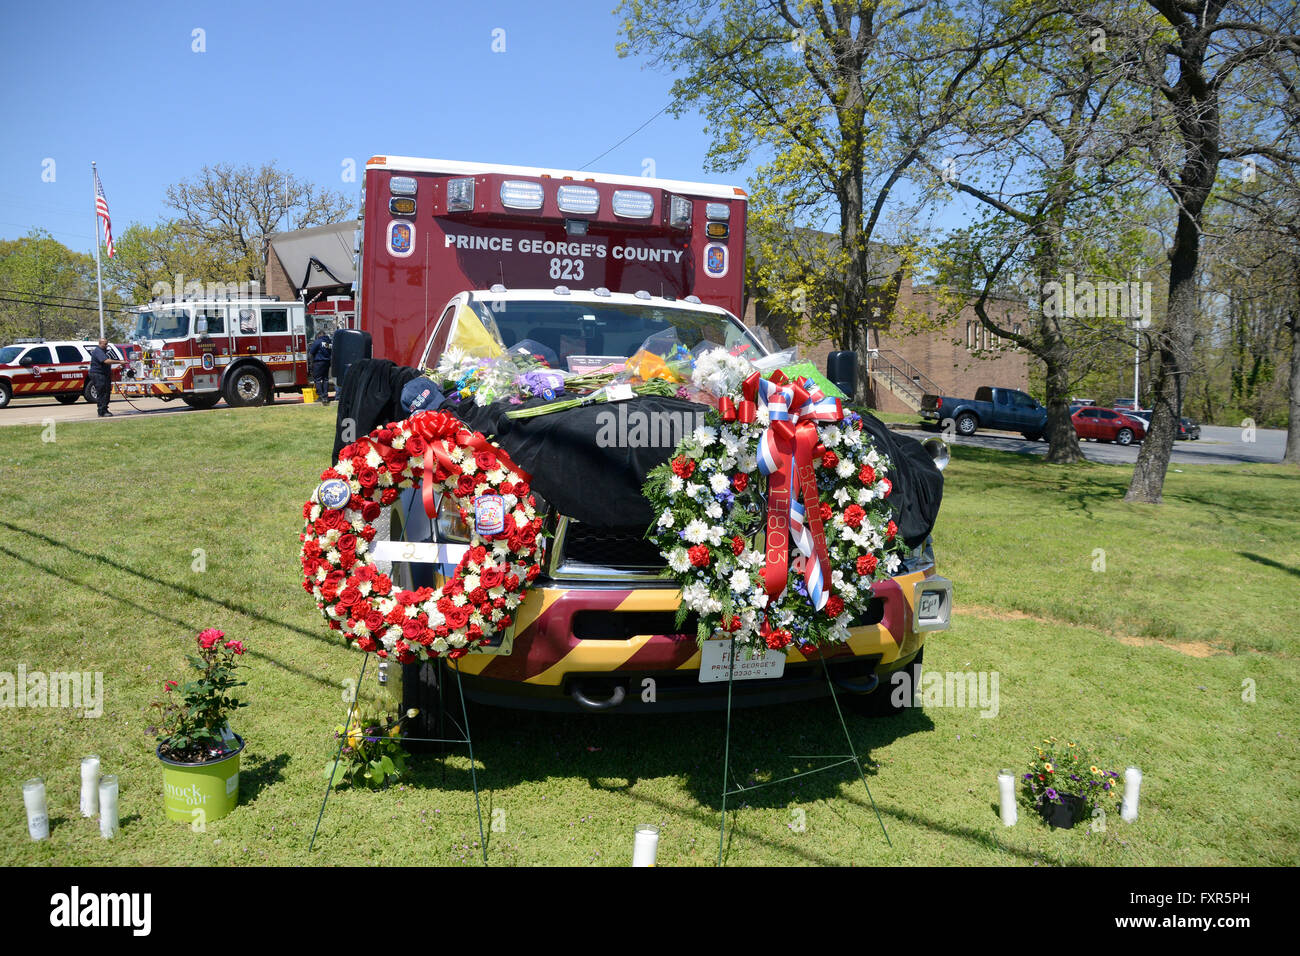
[[669, 549, 693, 573], [709, 473, 730, 494], [729, 569, 751, 592]]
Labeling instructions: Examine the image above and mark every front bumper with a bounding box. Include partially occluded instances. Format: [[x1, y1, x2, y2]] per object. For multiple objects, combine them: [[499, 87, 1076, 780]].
[[399, 568, 951, 713]]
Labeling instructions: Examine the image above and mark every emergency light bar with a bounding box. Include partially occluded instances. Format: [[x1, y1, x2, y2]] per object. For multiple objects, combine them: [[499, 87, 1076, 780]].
[[669, 195, 692, 229], [612, 190, 654, 219], [500, 180, 545, 210], [556, 184, 600, 215], [446, 177, 475, 212]]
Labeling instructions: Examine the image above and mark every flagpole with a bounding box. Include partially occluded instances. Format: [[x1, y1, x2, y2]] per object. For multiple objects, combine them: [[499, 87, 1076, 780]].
[[92, 161, 105, 339]]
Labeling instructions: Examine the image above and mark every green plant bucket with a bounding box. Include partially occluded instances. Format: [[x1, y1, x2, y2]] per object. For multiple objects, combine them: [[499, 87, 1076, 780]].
[[158, 734, 244, 824]]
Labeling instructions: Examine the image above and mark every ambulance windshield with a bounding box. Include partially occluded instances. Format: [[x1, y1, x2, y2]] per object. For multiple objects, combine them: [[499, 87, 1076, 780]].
[[469, 299, 763, 370]]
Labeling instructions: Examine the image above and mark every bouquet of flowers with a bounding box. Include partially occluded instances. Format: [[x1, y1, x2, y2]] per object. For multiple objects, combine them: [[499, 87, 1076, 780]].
[[1023, 737, 1121, 815]]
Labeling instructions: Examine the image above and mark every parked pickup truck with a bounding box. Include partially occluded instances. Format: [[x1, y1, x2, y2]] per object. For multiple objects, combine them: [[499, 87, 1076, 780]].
[[920, 386, 1047, 440]]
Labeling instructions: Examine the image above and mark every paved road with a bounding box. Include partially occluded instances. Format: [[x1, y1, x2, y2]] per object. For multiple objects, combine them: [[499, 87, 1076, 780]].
[[898, 422, 1288, 465], [0, 391, 312, 426]]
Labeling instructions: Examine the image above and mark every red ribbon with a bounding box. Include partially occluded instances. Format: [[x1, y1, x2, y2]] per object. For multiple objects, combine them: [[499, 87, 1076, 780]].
[[407, 411, 533, 519], [738, 370, 842, 608]]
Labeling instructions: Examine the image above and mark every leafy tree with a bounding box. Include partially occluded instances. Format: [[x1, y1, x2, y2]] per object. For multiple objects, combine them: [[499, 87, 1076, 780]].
[[618, 0, 1041, 399], [929, 7, 1154, 462], [164, 162, 354, 284], [0, 229, 105, 340], [1086, 1, 1300, 501]]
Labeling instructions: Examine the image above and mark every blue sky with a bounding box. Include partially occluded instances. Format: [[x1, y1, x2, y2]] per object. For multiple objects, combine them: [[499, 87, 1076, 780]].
[[0, 0, 756, 253]]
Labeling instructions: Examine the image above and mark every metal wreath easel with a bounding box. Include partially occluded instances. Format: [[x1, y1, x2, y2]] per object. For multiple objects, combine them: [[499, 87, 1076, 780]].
[[309, 652, 488, 864], [716, 642, 891, 866]]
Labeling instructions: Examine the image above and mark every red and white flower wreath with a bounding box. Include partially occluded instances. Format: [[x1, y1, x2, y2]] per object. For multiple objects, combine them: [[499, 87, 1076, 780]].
[[299, 410, 544, 664]]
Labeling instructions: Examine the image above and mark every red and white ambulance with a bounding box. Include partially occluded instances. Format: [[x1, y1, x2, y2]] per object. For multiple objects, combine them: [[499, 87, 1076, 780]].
[[352, 155, 951, 715], [118, 297, 346, 408]]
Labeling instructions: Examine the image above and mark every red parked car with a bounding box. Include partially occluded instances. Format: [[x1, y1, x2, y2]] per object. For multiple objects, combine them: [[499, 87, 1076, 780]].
[[1071, 406, 1147, 445]]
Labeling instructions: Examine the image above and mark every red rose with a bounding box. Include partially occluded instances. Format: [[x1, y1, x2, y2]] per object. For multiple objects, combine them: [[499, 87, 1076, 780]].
[[401, 618, 426, 641], [480, 565, 504, 590], [821, 450, 838, 469], [339, 551, 356, 570], [362, 500, 381, 521], [339, 586, 362, 607], [406, 435, 427, 456], [856, 554, 878, 576], [475, 450, 498, 472], [380, 487, 399, 505], [732, 473, 748, 492], [364, 609, 385, 632], [447, 606, 471, 629], [688, 544, 711, 568], [731, 535, 745, 556], [302, 501, 314, 519], [671, 457, 695, 479], [397, 589, 420, 606], [843, 505, 866, 529], [516, 482, 530, 499], [764, 628, 793, 650], [338, 533, 358, 553], [825, 595, 845, 618], [525, 564, 540, 582], [859, 464, 876, 485], [886, 520, 897, 541], [499, 481, 515, 496], [456, 474, 476, 498], [357, 466, 379, 489]]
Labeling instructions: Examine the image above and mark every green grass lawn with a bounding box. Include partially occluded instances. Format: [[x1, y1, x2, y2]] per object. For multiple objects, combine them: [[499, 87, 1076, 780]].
[[1, 404, 1296, 866]]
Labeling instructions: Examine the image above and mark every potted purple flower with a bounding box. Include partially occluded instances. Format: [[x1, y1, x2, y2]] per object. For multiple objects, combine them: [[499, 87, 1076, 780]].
[[1023, 737, 1120, 829]]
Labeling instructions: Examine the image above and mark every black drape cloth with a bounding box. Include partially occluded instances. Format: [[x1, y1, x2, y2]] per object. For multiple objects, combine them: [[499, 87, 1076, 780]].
[[331, 359, 422, 463], [445, 395, 944, 547]]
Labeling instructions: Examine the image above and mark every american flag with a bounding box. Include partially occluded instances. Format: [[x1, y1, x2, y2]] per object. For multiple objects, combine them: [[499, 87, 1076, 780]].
[[94, 168, 115, 258]]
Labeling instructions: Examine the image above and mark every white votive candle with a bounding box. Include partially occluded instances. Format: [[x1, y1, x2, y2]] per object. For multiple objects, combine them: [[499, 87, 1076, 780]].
[[80, 755, 101, 817], [997, 769, 1017, 826], [23, 778, 49, 841], [632, 824, 660, 866], [98, 774, 119, 839], [1121, 766, 1142, 822]]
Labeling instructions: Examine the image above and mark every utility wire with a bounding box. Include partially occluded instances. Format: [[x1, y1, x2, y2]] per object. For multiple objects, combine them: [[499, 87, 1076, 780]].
[[579, 102, 675, 171]]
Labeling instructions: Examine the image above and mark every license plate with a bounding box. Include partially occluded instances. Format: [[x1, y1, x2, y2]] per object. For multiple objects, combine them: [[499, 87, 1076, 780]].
[[698, 639, 786, 683], [919, 591, 942, 619]]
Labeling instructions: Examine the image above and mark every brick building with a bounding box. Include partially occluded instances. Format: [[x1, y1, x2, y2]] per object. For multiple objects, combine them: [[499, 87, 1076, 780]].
[[746, 269, 1031, 414]]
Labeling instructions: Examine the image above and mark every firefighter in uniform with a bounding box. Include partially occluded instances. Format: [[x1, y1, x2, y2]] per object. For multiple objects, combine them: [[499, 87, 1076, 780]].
[[309, 329, 333, 405], [88, 338, 120, 417]]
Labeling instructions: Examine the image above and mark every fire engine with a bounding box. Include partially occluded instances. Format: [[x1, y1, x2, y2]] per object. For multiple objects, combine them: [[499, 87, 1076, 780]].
[[118, 296, 353, 408], [350, 155, 951, 717]]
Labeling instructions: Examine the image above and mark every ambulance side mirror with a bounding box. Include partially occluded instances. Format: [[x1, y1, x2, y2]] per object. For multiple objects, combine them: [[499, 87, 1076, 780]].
[[19, 355, 34, 367], [826, 350, 858, 399], [196, 318, 208, 335]]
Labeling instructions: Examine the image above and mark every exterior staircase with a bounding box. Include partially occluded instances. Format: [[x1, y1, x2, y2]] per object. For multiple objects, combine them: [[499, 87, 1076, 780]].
[[866, 348, 942, 412]]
